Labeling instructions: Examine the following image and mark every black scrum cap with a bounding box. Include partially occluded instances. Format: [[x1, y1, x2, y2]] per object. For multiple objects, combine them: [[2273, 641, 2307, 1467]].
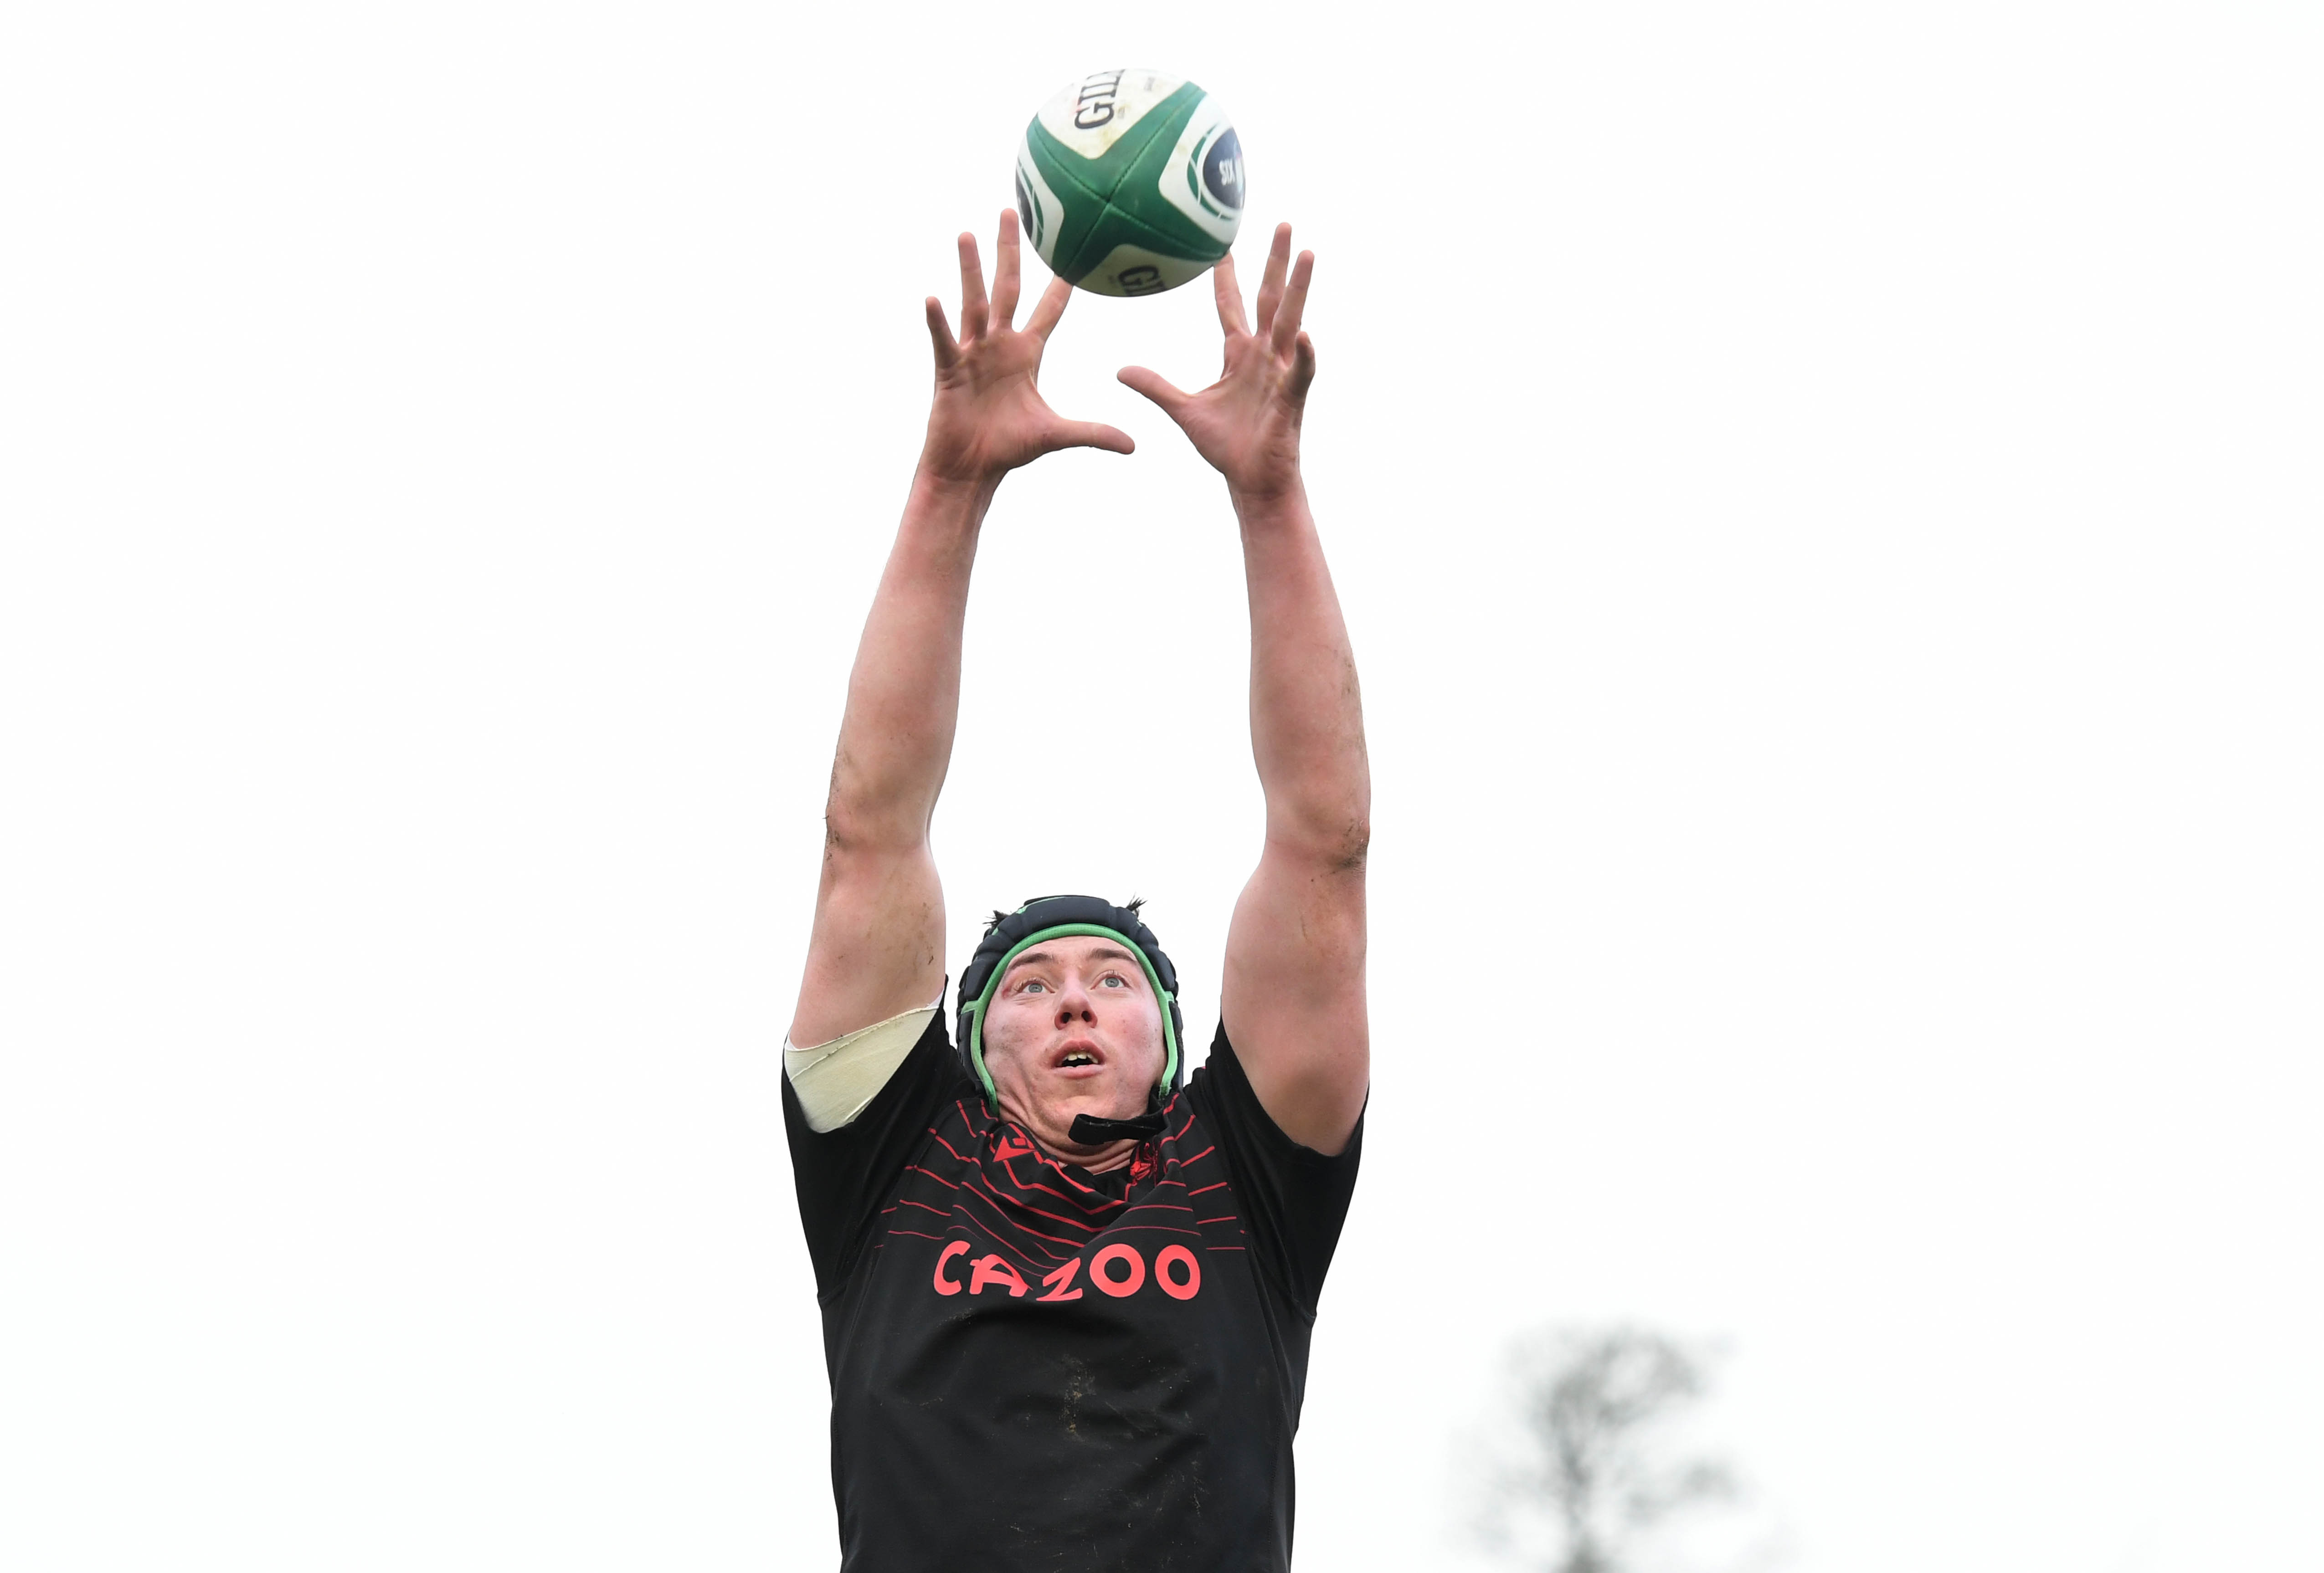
[[956, 894, 1184, 1112]]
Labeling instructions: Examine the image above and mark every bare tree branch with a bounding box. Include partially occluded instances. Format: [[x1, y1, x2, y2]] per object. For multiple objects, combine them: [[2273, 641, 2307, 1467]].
[[1472, 1325, 1738, 1573]]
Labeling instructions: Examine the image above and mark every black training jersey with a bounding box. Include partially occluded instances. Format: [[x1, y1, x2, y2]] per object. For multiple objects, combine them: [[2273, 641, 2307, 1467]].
[[781, 1011, 1363, 1573]]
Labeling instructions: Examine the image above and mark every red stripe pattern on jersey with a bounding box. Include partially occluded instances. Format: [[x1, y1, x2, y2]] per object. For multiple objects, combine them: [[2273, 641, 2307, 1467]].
[[873, 1091, 1247, 1281]]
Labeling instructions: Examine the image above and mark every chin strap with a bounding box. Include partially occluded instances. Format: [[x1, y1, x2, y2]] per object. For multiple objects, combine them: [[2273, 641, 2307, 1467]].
[[1069, 1111, 1166, 1144]]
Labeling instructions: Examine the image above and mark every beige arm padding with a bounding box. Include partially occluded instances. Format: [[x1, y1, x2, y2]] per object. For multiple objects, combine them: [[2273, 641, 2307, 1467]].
[[782, 997, 942, 1133]]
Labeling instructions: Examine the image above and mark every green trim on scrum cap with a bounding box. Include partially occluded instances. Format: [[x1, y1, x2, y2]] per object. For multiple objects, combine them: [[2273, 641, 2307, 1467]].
[[962, 922, 1181, 1110]]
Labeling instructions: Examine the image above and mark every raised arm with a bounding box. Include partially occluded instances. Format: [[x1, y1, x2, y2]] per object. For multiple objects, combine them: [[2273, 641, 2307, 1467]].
[[1120, 225, 1369, 1153], [790, 213, 1131, 1046]]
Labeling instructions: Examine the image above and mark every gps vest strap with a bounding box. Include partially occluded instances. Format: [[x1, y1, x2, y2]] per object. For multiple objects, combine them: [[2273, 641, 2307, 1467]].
[[1069, 1111, 1167, 1143]]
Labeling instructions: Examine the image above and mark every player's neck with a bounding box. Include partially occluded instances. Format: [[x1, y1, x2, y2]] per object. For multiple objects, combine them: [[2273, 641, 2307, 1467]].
[[1000, 1101, 1143, 1175], [1060, 1137, 1139, 1174], [1028, 1122, 1138, 1174]]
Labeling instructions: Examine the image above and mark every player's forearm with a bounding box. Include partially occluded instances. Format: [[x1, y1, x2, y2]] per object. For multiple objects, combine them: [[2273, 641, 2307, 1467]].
[[823, 466, 997, 853], [1235, 480, 1370, 868]]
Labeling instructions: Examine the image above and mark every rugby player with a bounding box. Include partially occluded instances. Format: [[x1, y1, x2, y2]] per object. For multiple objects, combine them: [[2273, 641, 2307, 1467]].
[[783, 211, 1368, 1571]]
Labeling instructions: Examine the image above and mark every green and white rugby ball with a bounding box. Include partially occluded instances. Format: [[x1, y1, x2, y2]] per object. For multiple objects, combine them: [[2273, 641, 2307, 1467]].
[[1014, 68, 1244, 297]]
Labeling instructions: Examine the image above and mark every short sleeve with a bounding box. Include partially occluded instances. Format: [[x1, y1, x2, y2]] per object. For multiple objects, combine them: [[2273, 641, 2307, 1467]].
[[781, 1009, 969, 1298], [1183, 1024, 1365, 1320]]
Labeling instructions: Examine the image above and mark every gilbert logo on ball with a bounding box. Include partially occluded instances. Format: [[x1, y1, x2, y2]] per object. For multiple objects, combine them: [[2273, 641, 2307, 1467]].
[[1015, 68, 1244, 297]]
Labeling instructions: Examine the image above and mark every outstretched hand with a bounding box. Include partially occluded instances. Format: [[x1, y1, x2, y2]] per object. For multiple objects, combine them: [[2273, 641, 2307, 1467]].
[[920, 210, 1133, 487], [1118, 223, 1316, 502]]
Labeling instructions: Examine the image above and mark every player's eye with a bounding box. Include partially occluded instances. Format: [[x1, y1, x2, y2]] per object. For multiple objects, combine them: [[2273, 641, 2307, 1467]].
[[1021, 979, 1047, 994], [1099, 974, 1126, 988]]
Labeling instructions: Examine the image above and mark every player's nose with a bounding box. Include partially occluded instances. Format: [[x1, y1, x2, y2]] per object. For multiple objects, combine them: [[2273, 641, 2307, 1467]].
[[1053, 978, 1096, 1027]]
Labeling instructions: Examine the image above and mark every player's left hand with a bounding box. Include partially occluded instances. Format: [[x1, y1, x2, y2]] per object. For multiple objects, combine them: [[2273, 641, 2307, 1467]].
[[1117, 222, 1315, 503]]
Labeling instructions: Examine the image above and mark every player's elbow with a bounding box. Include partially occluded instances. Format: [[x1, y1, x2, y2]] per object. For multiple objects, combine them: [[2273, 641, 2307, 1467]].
[[1268, 807, 1370, 876], [820, 794, 930, 861]]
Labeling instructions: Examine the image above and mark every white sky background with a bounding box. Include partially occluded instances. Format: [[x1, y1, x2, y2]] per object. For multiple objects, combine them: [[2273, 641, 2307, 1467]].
[[3, 3, 2319, 1569]]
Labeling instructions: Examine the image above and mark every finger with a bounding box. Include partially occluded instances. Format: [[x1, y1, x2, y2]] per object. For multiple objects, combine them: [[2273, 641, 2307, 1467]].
[[1024, 274, 1072, 340], [925, 297, 959, 370], [1288, 330, 1316, 400], [1253, 222, 1292, 336], [956, 231, 989, 342], [1044, 420, 1136, 457], [992, 209, 1022, 330], [1116, 364, 1192, 416], [1270, 250, 1314, 358], [1213, 255, 1249, 336]]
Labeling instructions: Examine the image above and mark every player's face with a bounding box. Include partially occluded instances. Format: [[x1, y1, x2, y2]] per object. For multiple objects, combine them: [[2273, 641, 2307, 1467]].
[[981, 935, 1166, 1153]]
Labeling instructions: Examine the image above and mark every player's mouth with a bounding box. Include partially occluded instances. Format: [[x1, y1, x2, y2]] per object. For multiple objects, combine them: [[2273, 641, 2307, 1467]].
[[1051, 1042, 1105, 1076]]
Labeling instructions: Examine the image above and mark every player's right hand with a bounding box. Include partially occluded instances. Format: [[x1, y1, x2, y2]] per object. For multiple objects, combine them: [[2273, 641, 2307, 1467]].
[[919, 210, 1134, 486]]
